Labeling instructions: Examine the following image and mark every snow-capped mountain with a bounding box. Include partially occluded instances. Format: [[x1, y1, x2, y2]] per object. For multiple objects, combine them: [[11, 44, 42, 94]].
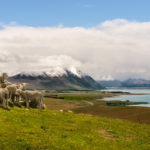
[[17, 66, 84, 78], [8, 68, 104, 90]]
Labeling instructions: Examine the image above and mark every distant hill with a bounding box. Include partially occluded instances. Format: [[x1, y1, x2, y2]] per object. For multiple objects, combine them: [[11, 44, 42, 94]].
[[8, 68, 105, 90], [121, 79, 150, 88], [98, 78, 150, 88], [98, 80, 122, 88]]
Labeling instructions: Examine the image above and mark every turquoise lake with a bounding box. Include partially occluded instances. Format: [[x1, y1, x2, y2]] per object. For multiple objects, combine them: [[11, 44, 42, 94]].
[[102, 89, 150, 107]]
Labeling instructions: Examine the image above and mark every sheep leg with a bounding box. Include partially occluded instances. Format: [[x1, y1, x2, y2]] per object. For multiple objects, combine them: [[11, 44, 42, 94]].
[[2, 98, 8, 108], [6, 99, 8, 108], [18, 96, 20, 103], [26, 100, 29, 109], [38, 102, 42, 110], [16, 95, 19, 103], [37, 99, 42, 110], [9, 93, 12, 103], [40, 99, 43, 110], [2, 99, 5, 108], [12, 95, 15, 103]]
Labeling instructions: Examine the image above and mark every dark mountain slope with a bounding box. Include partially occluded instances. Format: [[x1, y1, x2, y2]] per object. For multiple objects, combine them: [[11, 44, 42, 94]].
[[8, 70, 105, 90]]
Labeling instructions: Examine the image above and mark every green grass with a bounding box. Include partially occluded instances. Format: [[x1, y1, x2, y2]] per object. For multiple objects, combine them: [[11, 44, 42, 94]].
[[0, 107, 149, 150], [56, 92, 115, 101]]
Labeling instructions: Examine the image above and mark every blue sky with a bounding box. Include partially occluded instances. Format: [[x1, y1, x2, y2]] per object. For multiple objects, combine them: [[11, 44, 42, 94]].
[[1, 0, 150, 27]]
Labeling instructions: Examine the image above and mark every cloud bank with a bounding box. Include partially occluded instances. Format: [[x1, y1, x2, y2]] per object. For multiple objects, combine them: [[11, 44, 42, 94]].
[[0, 19, 150, 80]]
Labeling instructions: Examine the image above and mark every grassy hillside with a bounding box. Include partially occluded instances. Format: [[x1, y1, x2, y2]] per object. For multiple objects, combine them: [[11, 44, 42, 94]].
[[0, 107, 149, 150]]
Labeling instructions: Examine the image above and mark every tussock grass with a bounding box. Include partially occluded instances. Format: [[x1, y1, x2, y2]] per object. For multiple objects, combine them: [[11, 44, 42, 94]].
[[0, 107, 149, 150]]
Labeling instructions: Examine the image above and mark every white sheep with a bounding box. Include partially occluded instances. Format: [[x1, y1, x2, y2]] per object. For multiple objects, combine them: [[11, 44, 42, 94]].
[[6, 84, 18, 103], [0, 73, 45, 110], [20, 90, 44, 110], [0, 88, 9, 108]]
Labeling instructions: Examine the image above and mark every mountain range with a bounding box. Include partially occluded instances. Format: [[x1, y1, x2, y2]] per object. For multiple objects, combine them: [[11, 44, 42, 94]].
[[8, 68, 104, 90], [98, 78, 150, 88]]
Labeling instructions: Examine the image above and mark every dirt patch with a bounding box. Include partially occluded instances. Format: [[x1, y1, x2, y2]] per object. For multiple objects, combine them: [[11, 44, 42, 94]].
[[98, 129, 118, 141], [124, 136, 134, 141], [74, 105, 150, 124]]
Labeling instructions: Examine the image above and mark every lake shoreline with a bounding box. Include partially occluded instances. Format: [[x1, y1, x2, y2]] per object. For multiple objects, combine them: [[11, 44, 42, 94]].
[[102, 89, 150, 107], [44, 90, 150, 124]]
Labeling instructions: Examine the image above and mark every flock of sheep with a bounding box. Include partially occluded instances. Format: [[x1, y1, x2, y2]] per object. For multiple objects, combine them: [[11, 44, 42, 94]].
[[0, 73, 44, 110]]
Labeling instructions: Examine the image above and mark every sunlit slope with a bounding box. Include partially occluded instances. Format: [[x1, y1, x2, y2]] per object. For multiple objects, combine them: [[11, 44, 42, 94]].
[[0, 107, 149, 150]]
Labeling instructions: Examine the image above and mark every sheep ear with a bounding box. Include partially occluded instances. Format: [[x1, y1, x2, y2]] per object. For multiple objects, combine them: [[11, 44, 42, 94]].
[[24, 83, 27, 87], [2, 72, 8, 78]]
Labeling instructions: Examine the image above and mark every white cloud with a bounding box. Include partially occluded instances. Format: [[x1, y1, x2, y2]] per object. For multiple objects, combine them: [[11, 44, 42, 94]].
[[0, 19, 150, 80], [100, 75, 114, 81]]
